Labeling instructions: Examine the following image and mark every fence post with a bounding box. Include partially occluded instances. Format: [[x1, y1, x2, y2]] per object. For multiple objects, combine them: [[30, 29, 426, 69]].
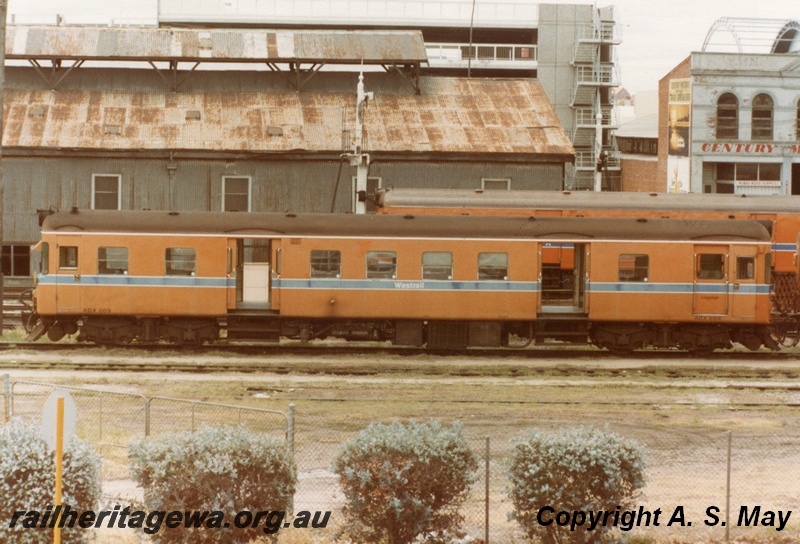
[[3, 373, 10, 423], [145, 398, 151, 437], [288, 403, 295, 456], [485, 435, 490, 544], [725, 430, 732, 542]]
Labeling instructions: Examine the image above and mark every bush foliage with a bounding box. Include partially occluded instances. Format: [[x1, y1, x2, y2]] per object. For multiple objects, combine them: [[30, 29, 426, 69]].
[[0, 420, 101, 544], [333, 420, 478, 544], [129, 425, 296, 543], [506, 426, 647, 544]]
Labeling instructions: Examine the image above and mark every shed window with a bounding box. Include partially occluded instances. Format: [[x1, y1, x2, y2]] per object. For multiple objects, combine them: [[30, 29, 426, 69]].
[[311, 250, 341, 278], [222, 176, 251, 212], [697, 254, 725, 280], [716, 93, 738, 140], [366, 251, 396, 279], [165, 248, 196, 276], [481, 178, 511, 191], [478, 253, 508, 280], [751, 94, 774, 140], [618, 254, 649, 282], [98, 247, 128, 275], [422, 252, 453, 280], [59, 246, 78, 269], [2, 245, 31, 277], [92, 174, 121, 210]]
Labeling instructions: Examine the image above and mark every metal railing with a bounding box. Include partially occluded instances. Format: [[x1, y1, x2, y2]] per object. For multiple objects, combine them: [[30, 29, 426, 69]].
[[575, 21, 620, 43]]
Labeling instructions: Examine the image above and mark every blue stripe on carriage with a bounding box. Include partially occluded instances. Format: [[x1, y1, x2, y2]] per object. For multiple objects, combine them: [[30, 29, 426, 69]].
[[772, 244, 796, 252], [588, 283, 770, 294], [37, 275, 232, 288], [275, 279, 541, 292]]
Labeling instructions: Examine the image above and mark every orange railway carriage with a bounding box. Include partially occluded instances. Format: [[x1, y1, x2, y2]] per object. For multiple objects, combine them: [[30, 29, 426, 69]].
[[376, 188, 800, 269], [28, 209, 774, 352]]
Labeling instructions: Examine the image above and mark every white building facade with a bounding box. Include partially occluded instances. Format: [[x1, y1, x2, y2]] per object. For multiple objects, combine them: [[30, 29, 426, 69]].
[[691, 52, 800, 195]]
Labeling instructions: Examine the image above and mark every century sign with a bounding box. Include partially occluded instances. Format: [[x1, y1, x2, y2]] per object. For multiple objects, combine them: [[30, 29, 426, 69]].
[[700, 143, 800, 154]]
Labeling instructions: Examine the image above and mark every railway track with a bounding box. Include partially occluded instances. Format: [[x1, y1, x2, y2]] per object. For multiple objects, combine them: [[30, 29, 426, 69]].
[[1, 342, 800, 380]]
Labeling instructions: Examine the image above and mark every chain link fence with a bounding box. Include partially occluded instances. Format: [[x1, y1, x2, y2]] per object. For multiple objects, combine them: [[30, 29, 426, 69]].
[[4, 375, 800, 542]]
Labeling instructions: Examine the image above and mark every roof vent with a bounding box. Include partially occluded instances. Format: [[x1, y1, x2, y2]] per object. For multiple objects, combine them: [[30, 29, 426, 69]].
[[70, 207, 79, 214], [267, 126, 283, 136], [637, 218, 647, 223], [104, 124, 121, 136], [403, 214, 415, 219], [286, 213, 297, 218], [185, 110, 202, 121], [169, 211, 179, 216]]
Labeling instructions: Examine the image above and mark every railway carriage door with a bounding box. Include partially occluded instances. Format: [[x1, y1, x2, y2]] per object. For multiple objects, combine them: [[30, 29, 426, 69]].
[[728, 245, 758, 319], [693, 245, 728, 315], [55, 235, 81, 312], [539, 242, 587, 314], [236, 238, 271, 309]]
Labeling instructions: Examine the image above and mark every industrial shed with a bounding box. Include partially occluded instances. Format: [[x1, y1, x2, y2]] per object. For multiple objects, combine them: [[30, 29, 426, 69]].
[[1, 25, 573, 285]]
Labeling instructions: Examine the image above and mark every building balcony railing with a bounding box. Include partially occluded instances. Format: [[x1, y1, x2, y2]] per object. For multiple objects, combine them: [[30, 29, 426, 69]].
[[575, 22, 620, 44], [575, 64, 618, 85], [574, 148, 621, 171], [575, 107, 618, 128], [425, 42, 538, 68]]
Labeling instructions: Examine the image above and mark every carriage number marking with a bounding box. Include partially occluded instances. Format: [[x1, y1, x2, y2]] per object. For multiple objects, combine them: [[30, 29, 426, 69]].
[[84, 308, 112, 314]]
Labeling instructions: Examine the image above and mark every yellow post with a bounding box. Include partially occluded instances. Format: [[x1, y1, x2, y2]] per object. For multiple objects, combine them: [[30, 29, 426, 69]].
[[53, 396, 64, 544]]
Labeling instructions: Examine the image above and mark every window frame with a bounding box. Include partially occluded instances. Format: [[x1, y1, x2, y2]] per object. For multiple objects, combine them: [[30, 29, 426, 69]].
[[91, 173, 122, 210], [366, 251, 397, 280], [422, 251, 453, 280], [59, 246, 78, 270], [716, 93, 739, 140], [310, 250, 342, 279], [222, 176, 252, 212], [477, 252, 508, 281], [97, 247, 129, 275], [751, 93, 774, 141], [696, 254, 725, 280], [481, 178, 511, 191], [2, 244, 31, 277], [618, 254, 649, 282], [736, 256, 755, 280], [165, 247, 197, 276]]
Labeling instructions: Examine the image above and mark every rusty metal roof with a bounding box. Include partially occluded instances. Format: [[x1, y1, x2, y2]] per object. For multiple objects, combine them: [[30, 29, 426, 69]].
[[4, 76, 573, 157], [7, 25, 428, 63]]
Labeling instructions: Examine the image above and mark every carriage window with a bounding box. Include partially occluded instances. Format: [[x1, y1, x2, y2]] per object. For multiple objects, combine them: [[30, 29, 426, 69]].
[[619, 254, 649, 282], [422, 252, 452, 280], [736, 256, 755, 280], [478, 252, 508, 280], [697, 254, 725, 279], [165, 248, 196, 276], [366, 251, 397, 279], [98, 247, 128, 275], [59, 246, 78, 269], [311, 250, 341, 278]]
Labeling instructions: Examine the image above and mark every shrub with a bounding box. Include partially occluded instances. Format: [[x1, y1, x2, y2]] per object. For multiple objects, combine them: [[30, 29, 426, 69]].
[[129, 425, 296, 544], [333, 420, 478, 544], [0, 420, 101, 544], [506, 426, 647, 544]]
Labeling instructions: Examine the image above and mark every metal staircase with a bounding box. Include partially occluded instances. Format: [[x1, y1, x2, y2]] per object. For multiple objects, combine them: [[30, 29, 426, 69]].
[[568, 18, 622, 191]]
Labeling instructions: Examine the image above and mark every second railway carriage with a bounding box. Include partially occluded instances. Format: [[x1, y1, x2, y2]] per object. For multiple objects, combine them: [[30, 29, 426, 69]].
[[27, 209, 775, 352], [377, 188, 800, 314]]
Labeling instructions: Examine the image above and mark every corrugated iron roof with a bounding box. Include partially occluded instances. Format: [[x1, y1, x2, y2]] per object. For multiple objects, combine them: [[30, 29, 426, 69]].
[[4, 76, 573, 157], [7, 25, 428, 63]]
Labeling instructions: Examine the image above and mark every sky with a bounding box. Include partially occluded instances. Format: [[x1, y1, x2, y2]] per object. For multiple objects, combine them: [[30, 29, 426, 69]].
[[6, 0, 799, 95]]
